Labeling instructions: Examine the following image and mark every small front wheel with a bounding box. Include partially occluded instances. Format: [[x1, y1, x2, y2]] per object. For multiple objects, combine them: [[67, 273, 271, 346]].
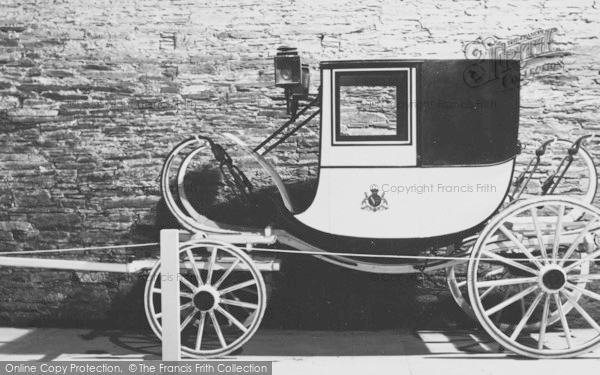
[[144, 239, 267, 358]]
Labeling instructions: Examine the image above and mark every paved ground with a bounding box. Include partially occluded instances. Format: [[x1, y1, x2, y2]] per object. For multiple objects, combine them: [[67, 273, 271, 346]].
[[1, 327, 600, 374]]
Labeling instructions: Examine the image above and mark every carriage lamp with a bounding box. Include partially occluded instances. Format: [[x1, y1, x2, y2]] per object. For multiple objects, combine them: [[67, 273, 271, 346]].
[[274, 46, 302, 86], [274, 46, 312, 115], [300, 63, 310, 95], [286, 63, 310, 96]]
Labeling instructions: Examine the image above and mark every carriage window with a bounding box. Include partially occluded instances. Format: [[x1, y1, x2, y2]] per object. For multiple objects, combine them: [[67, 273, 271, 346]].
[[335, 71, 410, 143]]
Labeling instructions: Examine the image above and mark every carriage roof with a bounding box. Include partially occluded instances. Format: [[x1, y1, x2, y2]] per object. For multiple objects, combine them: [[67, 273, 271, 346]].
[[320, 59, 424, 68]]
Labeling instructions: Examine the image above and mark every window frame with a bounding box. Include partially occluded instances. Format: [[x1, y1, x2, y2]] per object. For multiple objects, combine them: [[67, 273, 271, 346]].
[[332, 68, 413, 146]]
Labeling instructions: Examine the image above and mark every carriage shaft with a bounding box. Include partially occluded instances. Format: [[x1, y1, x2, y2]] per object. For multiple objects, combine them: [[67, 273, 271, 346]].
[[0, 256, 280, 273]]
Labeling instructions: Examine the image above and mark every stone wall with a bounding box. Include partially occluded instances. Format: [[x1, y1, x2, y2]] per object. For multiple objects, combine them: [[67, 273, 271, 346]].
[[0, 0, 599, 327]]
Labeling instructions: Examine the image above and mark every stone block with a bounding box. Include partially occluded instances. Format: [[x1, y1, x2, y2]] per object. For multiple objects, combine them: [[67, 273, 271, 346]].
[[29, 213, 82, 230]]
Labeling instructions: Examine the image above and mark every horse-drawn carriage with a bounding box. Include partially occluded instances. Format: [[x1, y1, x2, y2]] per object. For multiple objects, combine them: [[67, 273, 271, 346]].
[[149, 48, 600, 359]]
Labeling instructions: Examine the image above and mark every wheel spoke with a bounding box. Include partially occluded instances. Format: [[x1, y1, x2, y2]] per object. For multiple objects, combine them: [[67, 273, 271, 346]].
[[480, 285, 498, 300], [568, 274, 600, 281], [518, 285, 526, 318], [220, 298, 259, 310], [476, 277, 537, 289], [538, 293, 551, 350], [485, 285, 538, 316], [561, 290, 600, 334], [551, 205, 565, 264], [180, 276, 196, 291], [213, 258, 241, 289], [205, 247, 218, 285], [241, 287, 258, 296], [565, 249, 600, 273], [180, 302, 193, 311], [553, 293, 573, 349], [195, 312, 206, 351], [510, 292, 543, 340], [559, 218, 598, 267], [530, 208, 549, 264], [152, 288, 161, 294], [180, 292, 193, 299], [566, 282, 600, 302], [185, 249, 204, 286], [219, 279, 257, 296], [216, 305, 249, 333], [209, 310, 226, 348], [499, 225, 543, 269], [480, 270, 508, 300], [180, 309, 197, 331], [481, 250, 538, 276], [494, 286, 512, 325]]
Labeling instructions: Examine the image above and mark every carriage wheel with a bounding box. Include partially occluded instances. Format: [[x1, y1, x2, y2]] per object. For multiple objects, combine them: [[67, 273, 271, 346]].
[[144, 239, 267, 358], [447, 237, 478, 320], [447, 239, 590, 331], [468, 197, 600, 358]]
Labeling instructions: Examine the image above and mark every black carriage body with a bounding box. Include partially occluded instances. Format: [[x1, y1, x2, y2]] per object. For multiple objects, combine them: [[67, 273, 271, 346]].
[[285, 59, 522, 254], [420, 60, 520, 166], [319, 59, 521, 167]]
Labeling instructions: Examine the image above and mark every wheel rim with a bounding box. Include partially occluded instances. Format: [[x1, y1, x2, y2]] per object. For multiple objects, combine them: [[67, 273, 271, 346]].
[[144, 239, 267, 357], [468, 197, 600, 358]]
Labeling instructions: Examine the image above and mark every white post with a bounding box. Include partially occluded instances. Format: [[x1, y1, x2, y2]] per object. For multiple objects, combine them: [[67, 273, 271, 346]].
[[161, 229, 181, 361]]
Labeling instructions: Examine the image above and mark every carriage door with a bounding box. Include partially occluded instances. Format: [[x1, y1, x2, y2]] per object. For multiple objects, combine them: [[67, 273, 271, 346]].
[[294, 64, 419, 237], [320, 66, 418, 167]]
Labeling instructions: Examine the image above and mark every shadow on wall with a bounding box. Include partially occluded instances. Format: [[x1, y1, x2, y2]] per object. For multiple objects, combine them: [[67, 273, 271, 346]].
[[150, 166, 474, 331], [0, 166, 472, 330], [155, 165, 319, 230]]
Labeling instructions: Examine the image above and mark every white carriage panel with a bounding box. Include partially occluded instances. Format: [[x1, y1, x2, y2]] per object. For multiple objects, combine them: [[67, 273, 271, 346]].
[[294, 160, 514, 239], [319, 68, 418, 167]]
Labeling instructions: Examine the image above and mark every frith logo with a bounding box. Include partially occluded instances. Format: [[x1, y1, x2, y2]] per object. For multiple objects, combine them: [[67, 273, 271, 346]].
[[361, 187, 388, 212]]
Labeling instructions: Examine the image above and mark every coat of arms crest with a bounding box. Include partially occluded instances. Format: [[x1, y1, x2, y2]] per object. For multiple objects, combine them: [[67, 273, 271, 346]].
[[361, 188, 388, 212]]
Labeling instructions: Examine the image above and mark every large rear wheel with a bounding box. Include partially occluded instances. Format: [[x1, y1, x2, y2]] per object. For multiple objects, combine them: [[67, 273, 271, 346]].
[[468, 197, 600, 358]]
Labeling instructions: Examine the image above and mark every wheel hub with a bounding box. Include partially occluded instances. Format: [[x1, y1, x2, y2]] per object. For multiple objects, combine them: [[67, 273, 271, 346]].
[[192, 287, 219, 311], [538, 265, 567, 293]]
